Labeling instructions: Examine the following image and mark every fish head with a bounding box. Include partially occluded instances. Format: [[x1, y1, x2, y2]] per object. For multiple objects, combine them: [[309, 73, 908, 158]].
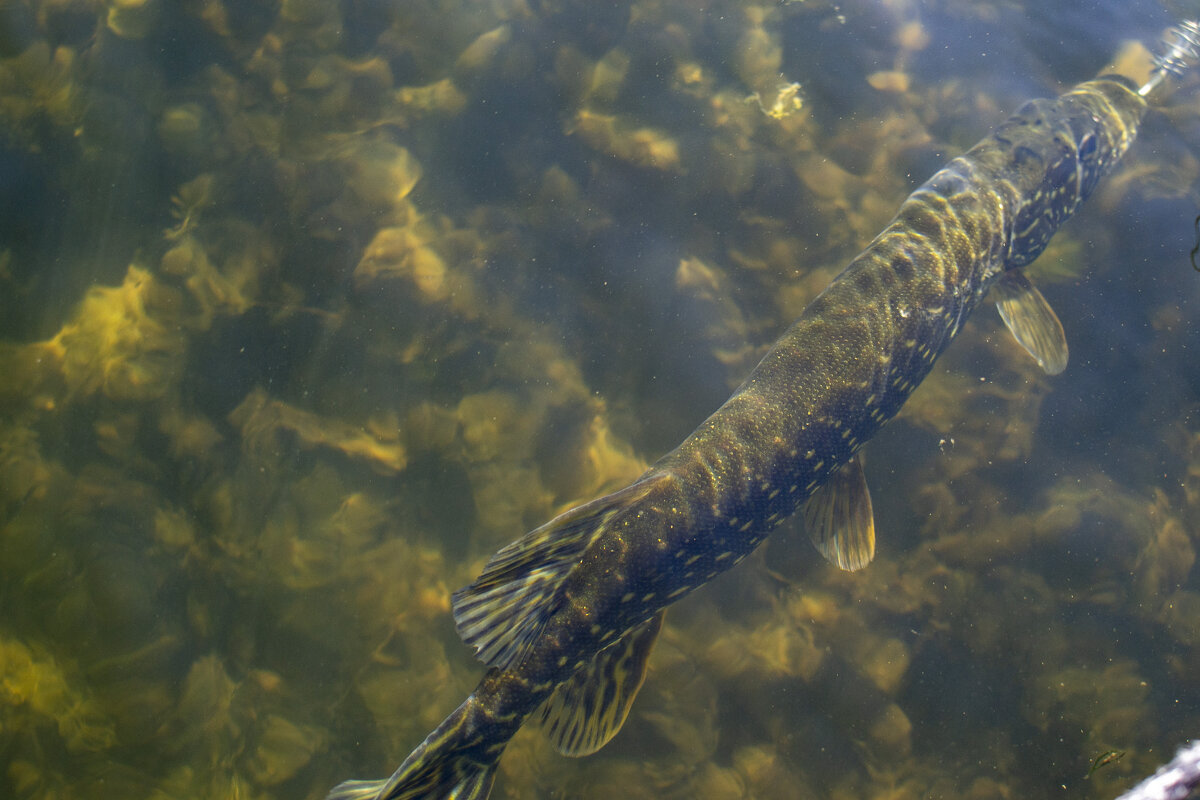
[[1004, 77, 1146, 267]]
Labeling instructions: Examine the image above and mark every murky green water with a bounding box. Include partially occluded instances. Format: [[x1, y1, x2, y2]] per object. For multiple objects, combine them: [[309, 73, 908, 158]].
[[1, 1, 1199, 798]]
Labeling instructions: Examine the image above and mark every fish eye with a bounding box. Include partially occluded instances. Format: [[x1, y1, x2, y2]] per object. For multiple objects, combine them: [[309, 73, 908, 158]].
[[1078, 132, 1098, 160]]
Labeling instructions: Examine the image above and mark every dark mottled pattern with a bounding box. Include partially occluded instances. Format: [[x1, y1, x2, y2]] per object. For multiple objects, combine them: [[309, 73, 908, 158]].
[[557, 77, 1145, 651], [337, 77, 1147, 800]]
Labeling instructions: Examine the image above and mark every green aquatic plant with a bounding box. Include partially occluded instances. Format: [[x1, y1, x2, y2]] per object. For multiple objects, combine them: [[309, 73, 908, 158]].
[[0, 636, 116, 754], [106, 0, 159, 40], [164, 174, 216, 242], [0, 2, 1195, 799], [0, 41, 82, 147]]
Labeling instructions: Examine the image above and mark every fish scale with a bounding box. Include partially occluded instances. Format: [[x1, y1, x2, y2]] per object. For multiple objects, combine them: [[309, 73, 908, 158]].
[[325, 22, 1200, 800]]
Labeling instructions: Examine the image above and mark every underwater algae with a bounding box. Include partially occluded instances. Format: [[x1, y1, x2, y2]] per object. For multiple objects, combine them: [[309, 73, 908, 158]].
[[0, 0, 1197, 799]]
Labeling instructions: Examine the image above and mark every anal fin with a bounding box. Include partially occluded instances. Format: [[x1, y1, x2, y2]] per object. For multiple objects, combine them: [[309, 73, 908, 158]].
[[803, 455, 875, 571], [992, 271, 1068, 375], [540, 611, 664, 757], [453, 473, 667, 671]]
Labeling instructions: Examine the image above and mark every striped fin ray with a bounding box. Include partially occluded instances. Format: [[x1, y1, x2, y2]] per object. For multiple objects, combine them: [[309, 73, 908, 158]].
[[325, 699, 498, 800], [325, 779, 390, 800], [541, 612, 664, 756], [453, 474, 667, 670], [803, 455, 875, 571], [992, 270, 1068, 375], [326, 770, 494, 800]]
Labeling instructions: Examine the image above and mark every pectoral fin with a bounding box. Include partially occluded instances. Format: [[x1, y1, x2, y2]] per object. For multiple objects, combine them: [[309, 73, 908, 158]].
[[803, 456, 875, 571], [540, 611, 664, 756], [992, 271, 1068, 375]]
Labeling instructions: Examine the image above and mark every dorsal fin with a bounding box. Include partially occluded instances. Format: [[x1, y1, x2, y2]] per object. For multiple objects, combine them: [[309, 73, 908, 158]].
[[992, 270, 1068, 375], [541, 612, 664, 756], [803, 455, 875, 571], [453, 474, 666, 670]]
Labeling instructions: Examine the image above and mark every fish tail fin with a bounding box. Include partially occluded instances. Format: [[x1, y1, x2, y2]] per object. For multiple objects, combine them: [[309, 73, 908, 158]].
[[326, 699, 501, 800], [324, 779, 401, 800], [325, 767, 496, 800]]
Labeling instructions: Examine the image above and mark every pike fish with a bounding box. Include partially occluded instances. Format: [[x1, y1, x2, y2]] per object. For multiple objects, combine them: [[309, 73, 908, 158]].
[[328, 75, 1148, 800]]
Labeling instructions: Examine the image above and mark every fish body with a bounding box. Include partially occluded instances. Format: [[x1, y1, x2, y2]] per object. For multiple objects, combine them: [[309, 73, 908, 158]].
[[328, 77, 1146, 800]]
